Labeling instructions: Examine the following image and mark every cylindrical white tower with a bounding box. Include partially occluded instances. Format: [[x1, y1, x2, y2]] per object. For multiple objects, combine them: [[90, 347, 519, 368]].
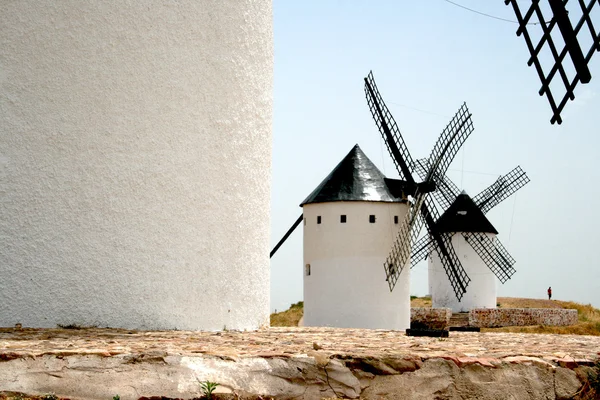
[[428, 192, 499, 312], [301, 145, 410, 330], [0, 2, 273, 331], [429, 233, 498, 312]]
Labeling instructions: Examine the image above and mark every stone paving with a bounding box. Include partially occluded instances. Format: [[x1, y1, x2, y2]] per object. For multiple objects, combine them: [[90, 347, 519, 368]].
[[2, 326, 599, 365]]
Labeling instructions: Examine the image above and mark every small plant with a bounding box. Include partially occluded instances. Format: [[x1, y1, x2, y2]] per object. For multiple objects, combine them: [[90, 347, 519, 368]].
[[113, 395, 121, 400], [43, 394, 59, 400], [199, 380, 220, 399]]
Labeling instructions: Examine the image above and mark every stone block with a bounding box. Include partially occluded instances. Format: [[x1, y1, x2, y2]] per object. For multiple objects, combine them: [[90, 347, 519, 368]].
[[410, 307, 452, 330], [469, 308, 578, 328]]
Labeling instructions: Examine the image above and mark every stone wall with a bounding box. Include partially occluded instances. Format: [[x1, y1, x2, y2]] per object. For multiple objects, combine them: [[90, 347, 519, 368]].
[[411, 307, 452, 330], [469, 308, 578, 328]]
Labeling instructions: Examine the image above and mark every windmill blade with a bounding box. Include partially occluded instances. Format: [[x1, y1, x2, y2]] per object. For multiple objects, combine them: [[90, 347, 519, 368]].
[[473, 166, 530, 214], [411, 158, 430, 181], [384, 194, 427, 291], [270, 215, 304, 258], [428, 228, 471, 301], [411, 235, 433, 268], [420, 194, 470, 300], [383, 210, 415, 291], [462, 232, 516, 283], [411, 103, 473, 300], [492, 236, 517, 281], [412, 158, 460, 210], [425, 103, 474, 181], [473, 174, 506, 212], [364, 71, 415, 183]]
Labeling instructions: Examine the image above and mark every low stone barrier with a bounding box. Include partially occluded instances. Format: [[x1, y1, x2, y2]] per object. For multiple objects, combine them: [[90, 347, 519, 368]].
[[411, 307, 452, 330], [469, 308, 578, 328]]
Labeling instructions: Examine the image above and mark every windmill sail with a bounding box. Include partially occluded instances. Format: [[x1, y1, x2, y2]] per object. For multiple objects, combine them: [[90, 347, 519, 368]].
[[411, 235, 433, 268], [425, 102, 473, 181], [505, 0, 600, 124], [462, 232, 516, 283], [364, 72, 414, 182], [270, 215, 303, 258], [473, 166, 530, 214], [364, 71, 474, 299], [412, 158, 460, 210]]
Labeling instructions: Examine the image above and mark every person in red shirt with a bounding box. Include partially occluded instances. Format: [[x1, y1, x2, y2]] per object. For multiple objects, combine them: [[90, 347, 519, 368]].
[[547, 286, 552, 300]]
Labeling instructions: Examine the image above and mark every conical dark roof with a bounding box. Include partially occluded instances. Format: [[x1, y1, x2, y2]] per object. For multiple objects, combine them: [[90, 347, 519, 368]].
[[300, 144, 404, 206], [434, 192, 498, 234]]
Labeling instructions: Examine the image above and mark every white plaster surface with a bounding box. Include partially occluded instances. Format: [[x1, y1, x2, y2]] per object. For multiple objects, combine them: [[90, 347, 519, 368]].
[[429, 233, 498, 312], [302, 201, 410, 329], [0, 1, 273, 330]]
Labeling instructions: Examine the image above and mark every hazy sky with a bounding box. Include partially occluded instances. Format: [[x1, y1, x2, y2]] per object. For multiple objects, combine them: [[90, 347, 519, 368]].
[[269, 1, 600, 312]]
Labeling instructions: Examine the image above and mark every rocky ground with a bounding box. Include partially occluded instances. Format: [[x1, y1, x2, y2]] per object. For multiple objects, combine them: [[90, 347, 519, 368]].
[[1, 327, 600, 399]]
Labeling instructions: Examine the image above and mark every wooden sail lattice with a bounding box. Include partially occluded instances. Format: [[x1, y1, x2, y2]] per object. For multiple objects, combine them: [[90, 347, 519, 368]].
[[505, 0, 600, 124]]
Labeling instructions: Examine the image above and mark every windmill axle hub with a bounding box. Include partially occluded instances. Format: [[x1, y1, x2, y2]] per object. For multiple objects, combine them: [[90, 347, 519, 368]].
[[416, 180, 436, 195]]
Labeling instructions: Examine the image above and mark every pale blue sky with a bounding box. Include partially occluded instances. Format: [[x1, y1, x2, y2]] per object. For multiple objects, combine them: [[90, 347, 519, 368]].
[[270, 1, 600, 312]]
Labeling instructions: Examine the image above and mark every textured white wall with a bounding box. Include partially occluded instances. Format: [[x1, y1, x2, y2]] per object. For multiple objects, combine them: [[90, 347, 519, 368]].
[[429, 233, 497, 312], [303, 202, 410, 329], [0, 1, 273, 330]]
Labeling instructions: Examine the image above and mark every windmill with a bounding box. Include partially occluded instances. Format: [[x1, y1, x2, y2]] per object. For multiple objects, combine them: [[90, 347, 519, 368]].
[[410, 160, 530, 311], [363, 71, 475, 302], [298, 144, 411, 329]]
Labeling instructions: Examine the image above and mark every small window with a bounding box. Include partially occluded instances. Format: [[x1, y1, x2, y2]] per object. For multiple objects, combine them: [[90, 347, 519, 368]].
[[369, 215, 376, 223], [394, 215, 399, 224], [305, 264, 311, 276], [304, 217, 306, 226], [340, 215, 347, 223], [317, 216, 322, 224]]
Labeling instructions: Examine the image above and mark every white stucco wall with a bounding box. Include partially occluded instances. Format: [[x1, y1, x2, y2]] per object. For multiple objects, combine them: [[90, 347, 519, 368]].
[[429, 233, 498, 312], [302, 201, 410, 330], [0, 1, 273, 330]]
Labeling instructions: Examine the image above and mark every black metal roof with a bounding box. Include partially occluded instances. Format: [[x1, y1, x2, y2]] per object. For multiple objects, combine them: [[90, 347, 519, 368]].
[[300, 144, 405, 206], [434, 192, 498, 234]]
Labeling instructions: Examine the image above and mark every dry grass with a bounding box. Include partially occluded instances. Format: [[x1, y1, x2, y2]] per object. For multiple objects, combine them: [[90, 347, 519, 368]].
[[270, 301, 304, 327], [270, 297, 600, 335], [410, 295, 432, 308], [271, 298, 432, 327], [495, 297, 563, 309]]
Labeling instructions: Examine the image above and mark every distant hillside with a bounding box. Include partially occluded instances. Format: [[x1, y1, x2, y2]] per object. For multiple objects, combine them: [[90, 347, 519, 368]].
[[270, 297, 600, 336], [271, 301, 304, 327]]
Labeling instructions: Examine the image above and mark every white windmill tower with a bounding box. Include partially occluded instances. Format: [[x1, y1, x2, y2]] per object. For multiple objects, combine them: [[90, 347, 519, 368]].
[[410, 162, 530, 312], [299, 144, 410, 329], [0, 1, 272, 331]]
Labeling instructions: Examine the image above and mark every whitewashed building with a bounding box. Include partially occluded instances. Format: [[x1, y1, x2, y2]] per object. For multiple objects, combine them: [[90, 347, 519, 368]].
[[0, 1, 273, 331], [429, 192, 499, 312], [301, 145, 411, 330]]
